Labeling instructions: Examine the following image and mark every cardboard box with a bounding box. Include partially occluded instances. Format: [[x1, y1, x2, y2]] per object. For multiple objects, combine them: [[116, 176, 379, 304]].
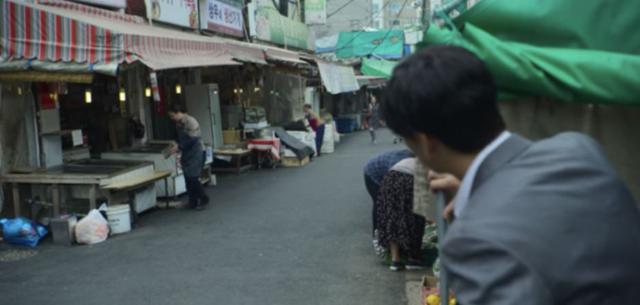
[[281, 156, 310, 168], [222, 129, 241, 144], [50, 215, 77, 246], [421, 275, 456, 305]]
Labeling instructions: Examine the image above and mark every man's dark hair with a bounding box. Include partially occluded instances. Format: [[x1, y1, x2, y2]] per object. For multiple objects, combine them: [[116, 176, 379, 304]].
[[169, 103, 185, 114], [381, 45, 505, 153]]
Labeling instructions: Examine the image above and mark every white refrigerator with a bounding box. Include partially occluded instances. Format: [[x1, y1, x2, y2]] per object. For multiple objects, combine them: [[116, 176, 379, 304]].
[[185, 83, 224, 150]]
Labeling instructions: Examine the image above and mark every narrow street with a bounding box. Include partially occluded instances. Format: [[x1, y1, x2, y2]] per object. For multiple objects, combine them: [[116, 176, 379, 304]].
[[1, 129, 414, 305]]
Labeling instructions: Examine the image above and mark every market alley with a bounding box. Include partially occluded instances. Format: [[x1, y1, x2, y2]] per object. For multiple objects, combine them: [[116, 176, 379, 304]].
[[0, 129, 411, 305]]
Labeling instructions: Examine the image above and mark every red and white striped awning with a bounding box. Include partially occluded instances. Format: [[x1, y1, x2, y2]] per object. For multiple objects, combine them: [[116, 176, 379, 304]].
[[0, 0, 240, 73], [1, 0, 124, 68]]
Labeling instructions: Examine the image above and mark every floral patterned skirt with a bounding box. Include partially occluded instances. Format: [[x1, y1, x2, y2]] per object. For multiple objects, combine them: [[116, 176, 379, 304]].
[[374, 170, 426, 257]]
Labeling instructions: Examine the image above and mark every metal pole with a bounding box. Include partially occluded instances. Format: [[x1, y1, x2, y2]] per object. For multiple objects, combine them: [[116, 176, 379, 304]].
[[421, 0, 429, 27], [435, 192, 449, 305]]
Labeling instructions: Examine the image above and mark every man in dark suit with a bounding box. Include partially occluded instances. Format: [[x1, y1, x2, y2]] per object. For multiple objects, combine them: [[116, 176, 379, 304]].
[[380, 45, 640, 304]]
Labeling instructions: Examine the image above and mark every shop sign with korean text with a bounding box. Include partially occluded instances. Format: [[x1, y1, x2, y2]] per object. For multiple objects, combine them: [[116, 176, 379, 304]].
[[199, 0, 244, 37], [304, 0, 326, 25], [148, 0, 199, 29], [252, 6, 312, 50]]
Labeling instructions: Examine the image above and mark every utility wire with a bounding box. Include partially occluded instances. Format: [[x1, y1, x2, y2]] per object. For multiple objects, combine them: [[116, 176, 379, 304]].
[[367, 0, 411, 56], [334, 0, 410, 55], [331, 0, 396, 52], [327, 0, 360, 18]]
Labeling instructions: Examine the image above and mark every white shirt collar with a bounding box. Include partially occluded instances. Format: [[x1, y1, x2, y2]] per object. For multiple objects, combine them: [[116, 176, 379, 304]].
[[454, 131, 511, 218]]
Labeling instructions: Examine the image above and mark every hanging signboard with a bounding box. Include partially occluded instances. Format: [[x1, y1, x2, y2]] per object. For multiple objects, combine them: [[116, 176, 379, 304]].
[[148, 0, 199, 29], [316, 61, 359, 94], [199, 0, 244, 37], [304, 0, 326, 25], [251, 6, 313, 50]]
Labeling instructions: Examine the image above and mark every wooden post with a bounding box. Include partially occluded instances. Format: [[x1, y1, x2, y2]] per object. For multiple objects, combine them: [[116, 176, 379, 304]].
[[12, 184, 21, 217], [51, 184, 60, 217]]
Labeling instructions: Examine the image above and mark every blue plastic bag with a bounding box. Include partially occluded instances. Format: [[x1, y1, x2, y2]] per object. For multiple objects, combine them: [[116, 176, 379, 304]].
[[0, 217, 48, 247]]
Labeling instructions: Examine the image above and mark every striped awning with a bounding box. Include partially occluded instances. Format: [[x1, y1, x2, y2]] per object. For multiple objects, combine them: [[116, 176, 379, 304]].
[[1, 0, 125, 69], [0, 0, 242, 74], [264, 47, 307, 65]]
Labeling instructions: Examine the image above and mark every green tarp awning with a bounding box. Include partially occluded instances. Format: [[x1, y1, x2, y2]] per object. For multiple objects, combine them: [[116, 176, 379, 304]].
[[421, 0, 640, 105], [336, 30, 404, 59], [361, 58, 397, 78]]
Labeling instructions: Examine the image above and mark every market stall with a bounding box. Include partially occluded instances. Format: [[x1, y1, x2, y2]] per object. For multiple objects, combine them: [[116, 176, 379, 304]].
[[0, 159, 168, 218], [101, 142, 191, 197]]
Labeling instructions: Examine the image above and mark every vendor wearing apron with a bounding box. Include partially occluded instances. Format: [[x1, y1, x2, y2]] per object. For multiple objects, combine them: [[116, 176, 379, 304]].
[[169, 104, 210, 211]]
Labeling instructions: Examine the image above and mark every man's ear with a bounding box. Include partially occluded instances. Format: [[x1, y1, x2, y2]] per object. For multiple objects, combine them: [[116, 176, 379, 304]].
[[415, 133, 439, 157], [425, 134, 442, 156]]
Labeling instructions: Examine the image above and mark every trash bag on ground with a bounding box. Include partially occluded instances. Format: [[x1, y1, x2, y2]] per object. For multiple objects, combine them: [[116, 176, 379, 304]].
[[74, 209, 109, 245], [0, 217, 48, 247]]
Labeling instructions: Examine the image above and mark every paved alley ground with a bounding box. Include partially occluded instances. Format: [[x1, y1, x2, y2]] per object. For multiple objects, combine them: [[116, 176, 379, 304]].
[[1, 129, 419, 305]]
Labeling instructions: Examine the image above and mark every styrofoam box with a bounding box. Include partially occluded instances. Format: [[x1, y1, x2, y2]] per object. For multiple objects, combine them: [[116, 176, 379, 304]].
[[283, 148, 297, 158], [321, 123, 335, 154]]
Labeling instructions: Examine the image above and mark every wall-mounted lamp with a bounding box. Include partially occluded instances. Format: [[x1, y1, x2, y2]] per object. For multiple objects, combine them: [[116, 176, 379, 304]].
[[254, 87, 260, 92], [239, 88, 244, 94], [175, 84, 182, 95], [233, 89, 238, 94], [145, 87, 151, 98], [17, 86, 23, 95], [84, 89, 92, 104], [119, 88, 126, 102]]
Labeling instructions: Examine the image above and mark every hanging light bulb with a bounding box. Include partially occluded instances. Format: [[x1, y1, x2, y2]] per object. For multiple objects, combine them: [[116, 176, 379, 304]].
[[239, 88, 244, 94], [84, 89, 92, 104], [175, 84, 182, 94], [145, 87, 151, 97], [119, 88, 126, 102], [233, 89, 238, 94]]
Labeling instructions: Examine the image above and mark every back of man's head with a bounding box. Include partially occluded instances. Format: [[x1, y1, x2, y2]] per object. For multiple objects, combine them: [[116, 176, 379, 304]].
[[169, 104, 186, 114], [381, 45, 505, 153]]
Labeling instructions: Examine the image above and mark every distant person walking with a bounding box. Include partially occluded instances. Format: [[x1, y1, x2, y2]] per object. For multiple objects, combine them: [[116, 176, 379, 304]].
[[367, 95, 382, 144], [169, 104, 209, 211]]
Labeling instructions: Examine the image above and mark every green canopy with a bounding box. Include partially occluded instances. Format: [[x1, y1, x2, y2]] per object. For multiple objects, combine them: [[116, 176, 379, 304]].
[[420, 0, 640, 105], [361, 58, 397, 78], [336, 30, 405, 59]]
